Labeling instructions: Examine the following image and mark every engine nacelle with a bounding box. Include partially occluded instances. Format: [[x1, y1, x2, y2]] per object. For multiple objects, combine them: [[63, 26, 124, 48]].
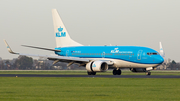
[[86, 61, 108, 72], [130, 68, 146, 72]]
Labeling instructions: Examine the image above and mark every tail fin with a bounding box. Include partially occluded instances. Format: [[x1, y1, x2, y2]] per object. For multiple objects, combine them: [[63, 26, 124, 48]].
[[52, 9, 83, 47], [159, 42, 165, 58]]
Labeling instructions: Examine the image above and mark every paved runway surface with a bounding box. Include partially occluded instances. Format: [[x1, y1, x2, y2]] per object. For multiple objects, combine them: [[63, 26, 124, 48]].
[[0, 74, 180, 78]]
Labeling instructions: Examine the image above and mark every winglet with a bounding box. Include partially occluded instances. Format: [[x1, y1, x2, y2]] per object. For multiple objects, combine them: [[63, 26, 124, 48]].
[[4, 40, 18, 54], [159, 42, 165, 58]]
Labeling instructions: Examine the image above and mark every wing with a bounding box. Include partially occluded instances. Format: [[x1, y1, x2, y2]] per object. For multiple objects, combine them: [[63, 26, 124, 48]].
[[19, 53, 90, 65], [4, 40, 114, 66]]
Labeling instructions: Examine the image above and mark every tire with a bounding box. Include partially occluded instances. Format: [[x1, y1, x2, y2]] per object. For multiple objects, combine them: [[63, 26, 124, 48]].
[[87, 71, 96, 75], [87, 72, 92, 75], [92, 72, 96, 75], [113, 69, 117, 75], [117, 69, 121, 75]]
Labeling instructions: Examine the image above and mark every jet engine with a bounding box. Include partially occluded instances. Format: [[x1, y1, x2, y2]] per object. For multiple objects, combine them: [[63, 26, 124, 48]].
[[130, 68, 146, 72], [86, 61, 108, 72]]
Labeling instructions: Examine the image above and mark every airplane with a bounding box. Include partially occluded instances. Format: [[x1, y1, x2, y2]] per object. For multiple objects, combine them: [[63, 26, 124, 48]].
[[4, 9, 164, 75]]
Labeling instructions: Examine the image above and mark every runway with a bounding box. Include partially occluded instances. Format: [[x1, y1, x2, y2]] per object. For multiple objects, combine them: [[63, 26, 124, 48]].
[[0, 74, 180, 78]]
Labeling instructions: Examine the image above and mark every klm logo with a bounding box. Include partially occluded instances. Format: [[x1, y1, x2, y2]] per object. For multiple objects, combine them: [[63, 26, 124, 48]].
[[111, 48, 119, 53], [56, 26, 66, 37], [92, 64, 96, 67]]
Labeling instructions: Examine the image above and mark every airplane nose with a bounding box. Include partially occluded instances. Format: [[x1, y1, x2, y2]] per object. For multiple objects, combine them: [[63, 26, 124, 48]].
[[158, 56, 164, 64], [154, 56, 164, 64]]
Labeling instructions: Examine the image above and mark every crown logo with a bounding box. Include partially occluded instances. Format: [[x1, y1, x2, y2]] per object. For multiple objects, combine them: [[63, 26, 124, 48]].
[[58, 27, 63, 32], [92, 64, 96, 67]]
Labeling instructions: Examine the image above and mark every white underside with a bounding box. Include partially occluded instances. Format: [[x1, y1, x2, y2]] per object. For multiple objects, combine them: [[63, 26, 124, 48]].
[[87, 58, 159, 68]]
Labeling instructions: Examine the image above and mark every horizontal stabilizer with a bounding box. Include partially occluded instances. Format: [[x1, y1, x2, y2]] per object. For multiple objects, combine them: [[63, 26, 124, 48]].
[[22, 45, 61, 52]]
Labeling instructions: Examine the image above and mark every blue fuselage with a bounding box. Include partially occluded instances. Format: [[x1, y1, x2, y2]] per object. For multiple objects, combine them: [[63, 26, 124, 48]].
[[55, 46, 164, 65]]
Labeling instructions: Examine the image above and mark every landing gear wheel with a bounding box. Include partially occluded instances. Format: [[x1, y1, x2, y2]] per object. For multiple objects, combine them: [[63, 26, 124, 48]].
[[92, 72, 96, 75], [87, 71, 96, 75], [87, 72, 92, 75], [117, 69, 121, 75], [113, 69, 121, 75], [113, 69, 117, 75], [146, 71, 151, 76]]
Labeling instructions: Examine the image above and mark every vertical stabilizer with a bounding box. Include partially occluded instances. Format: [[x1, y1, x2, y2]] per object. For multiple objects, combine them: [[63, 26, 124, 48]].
[[159, 42, 165, 57], [52, 9, 83, 47]]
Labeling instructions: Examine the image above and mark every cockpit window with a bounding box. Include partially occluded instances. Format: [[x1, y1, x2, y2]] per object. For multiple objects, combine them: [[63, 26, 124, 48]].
[[152, 53, 158, 55], [147, 52, 158, 55]]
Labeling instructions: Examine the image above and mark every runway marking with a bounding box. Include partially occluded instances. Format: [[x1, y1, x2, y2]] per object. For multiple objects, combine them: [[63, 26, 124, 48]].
[[0, 74, 180, 78]]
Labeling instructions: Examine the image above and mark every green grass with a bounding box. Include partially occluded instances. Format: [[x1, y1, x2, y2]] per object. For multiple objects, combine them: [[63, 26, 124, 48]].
[[0, 77, 180, 101], [0, 70, 180, 75]]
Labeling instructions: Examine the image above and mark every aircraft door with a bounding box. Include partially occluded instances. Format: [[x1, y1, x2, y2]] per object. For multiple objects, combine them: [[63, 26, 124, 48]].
[[102, 52, 105, 58], [66, 50, 69, 56], [137, 50, 143, 60]]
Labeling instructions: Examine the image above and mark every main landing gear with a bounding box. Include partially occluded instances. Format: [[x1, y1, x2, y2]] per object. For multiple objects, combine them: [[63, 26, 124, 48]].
[[87, 71, 96, 75], [113, 69, 121, 75]]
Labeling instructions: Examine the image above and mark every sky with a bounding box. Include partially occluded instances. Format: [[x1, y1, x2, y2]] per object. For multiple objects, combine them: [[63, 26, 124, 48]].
[[0, 0, 180, 62]]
